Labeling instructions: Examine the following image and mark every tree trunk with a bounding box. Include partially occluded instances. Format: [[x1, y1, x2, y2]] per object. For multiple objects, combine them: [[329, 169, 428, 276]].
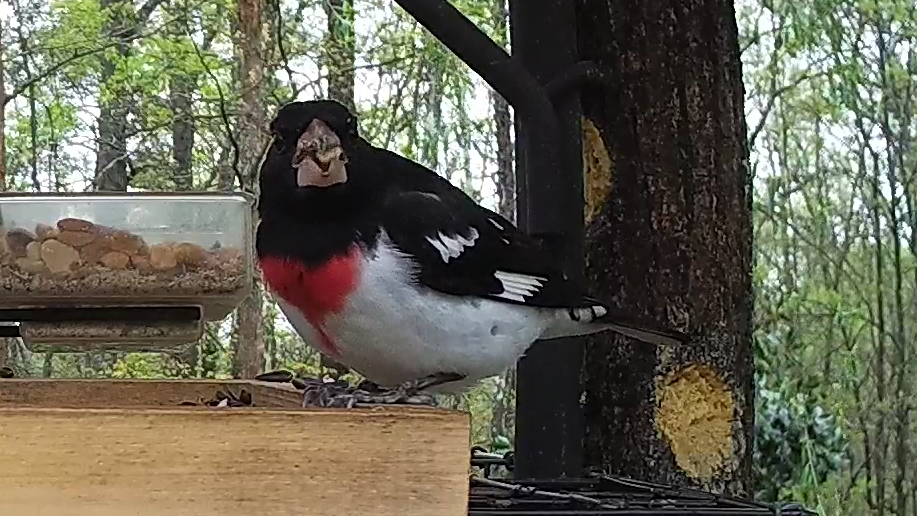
[[94, 0, 131, 192], [94, 0, 164, 191], [0, 22, 11, 371], [576, 0, 753, 495], [168, 9, 199, 373], [7, 0, 40, 191], [232, 0, 266, 379], [322, 0, 355, 112], [170, 69, 194, 189], [0, 16, 5, 190], [492, 89, 514, 223], [490, 0, 514, 222]]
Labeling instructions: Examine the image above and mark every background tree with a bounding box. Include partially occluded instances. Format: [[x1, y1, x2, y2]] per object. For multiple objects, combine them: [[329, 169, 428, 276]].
[[0, 15, 6, 371], [231, 0, 266, 379], [2, 0, 916, 511]]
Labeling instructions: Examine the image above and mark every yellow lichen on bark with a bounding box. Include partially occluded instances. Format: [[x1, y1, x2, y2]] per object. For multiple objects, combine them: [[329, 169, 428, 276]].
[[582, 118, 612, 224], [655, 363, 734, 482]]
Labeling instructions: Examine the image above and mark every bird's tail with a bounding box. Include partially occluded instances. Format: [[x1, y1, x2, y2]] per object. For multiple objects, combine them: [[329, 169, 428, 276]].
[[541, 303, 687, 346]]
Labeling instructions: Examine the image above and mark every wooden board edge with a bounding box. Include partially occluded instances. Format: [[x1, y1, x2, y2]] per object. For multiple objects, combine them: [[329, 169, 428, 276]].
[[0, 405, 472, 421], [0, 379, 470, 417]]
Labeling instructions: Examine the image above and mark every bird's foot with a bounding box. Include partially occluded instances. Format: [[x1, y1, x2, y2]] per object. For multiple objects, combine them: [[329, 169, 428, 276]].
[[303, 372, 465, 408], [296, 379, 431, 408], [255, 370, 356, 407], [254, 369, 464, 408], [299, 378, 363, 408], [345, 372, 466, 407]]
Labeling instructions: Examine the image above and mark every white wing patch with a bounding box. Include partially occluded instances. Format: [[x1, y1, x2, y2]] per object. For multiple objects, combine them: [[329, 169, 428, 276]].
[[493, 271, 547, 302], [418, 192, 442, 202], [425, 227, 480, 263], [489, 218, 504, 230]]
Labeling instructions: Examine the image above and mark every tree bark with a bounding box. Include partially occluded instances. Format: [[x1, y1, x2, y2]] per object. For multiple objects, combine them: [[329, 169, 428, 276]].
[[170, 68, 195, 189], [576, 0, 753, 495], [94, 0, 132, 192], [169, 7, 199, 373], [232, 0, 266, 379], [0, 16, 6, 189], [8, 0, 40, 191], [492, 91, 514, 223], [0, 21, 11, 370], [322, 0, 355, 112], [94, 0, 164, 192]]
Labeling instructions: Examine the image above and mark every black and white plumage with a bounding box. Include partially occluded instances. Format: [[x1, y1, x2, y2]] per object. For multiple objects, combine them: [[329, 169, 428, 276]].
[[255, 99, 686, 397]]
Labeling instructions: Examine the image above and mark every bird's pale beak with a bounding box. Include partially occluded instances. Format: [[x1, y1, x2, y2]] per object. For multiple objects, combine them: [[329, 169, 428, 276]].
[[292, 119, 349, 188]]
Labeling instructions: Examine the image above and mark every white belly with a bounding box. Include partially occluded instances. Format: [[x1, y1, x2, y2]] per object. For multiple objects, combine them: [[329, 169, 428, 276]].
[[274, 243, 553, 392]]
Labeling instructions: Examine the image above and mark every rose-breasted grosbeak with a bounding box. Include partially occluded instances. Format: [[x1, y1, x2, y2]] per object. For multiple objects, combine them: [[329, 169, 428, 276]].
[[255, 99, 686, 407]]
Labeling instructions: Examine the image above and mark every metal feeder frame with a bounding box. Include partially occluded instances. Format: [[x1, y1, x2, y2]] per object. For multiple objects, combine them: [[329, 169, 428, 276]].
[[392, 0, 596, 480]]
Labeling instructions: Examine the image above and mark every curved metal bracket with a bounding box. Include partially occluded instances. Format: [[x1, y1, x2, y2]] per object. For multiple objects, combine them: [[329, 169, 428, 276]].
[[394, 0, 592, 481], [393, 0, 561, 174]]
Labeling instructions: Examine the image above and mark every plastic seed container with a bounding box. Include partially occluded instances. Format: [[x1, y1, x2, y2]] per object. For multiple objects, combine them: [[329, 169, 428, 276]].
[[0, 192, 253, 349]]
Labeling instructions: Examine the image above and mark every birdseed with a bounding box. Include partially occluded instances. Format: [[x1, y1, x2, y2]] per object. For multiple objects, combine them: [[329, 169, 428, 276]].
[[0, 217, 247, 301], [20, 319, 202, 352]]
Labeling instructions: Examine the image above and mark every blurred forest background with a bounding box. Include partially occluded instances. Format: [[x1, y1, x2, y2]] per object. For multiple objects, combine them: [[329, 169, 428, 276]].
[[0, 0, 914, 513]]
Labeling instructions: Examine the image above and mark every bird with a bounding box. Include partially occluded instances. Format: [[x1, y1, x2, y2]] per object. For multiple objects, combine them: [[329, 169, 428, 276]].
[[254, 99, 687, 406]]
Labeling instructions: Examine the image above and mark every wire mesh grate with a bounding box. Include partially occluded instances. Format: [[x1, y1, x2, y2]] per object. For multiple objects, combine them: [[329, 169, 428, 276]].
[[469, 448, 816, 516]]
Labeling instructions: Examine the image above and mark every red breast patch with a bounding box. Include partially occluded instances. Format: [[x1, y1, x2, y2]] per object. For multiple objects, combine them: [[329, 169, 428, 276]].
[[259, 246, 363, 357]]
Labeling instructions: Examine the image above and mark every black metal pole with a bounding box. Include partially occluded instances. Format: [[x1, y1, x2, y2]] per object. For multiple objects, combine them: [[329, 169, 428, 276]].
[[390, 0, 586, 479], [509, 0, 585, 479]]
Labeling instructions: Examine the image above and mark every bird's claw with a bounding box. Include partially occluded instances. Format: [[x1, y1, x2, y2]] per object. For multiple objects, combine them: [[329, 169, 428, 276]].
[[255, 369, 463, 408], [298, 372, 465, 408], [299, 378, 437, 408], [289, 377, 356, 408]]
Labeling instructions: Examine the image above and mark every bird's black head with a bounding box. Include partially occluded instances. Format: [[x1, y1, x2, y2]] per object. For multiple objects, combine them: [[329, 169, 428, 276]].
[[270, 99, 359, 151], [258, 99, 363, 214]]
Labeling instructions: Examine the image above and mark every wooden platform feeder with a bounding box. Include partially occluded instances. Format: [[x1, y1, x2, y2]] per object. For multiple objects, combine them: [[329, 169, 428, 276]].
[[0, 379, 471, 515]]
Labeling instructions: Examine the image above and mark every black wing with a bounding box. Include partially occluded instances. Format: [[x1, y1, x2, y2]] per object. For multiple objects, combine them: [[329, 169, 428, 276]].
[[379, 187, 591, 309]]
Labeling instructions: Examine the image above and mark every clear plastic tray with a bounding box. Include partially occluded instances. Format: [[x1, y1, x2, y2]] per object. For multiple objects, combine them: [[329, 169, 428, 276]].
[[19, 319, 202, 353], [0, 192, 253, 321]]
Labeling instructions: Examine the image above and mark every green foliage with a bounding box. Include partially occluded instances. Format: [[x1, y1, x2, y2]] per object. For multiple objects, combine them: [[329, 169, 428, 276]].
[[754, 374, 849, 502], [111, 352, 193, 378], [7, 0, 917, 511], [743, 0, 917, 510]]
